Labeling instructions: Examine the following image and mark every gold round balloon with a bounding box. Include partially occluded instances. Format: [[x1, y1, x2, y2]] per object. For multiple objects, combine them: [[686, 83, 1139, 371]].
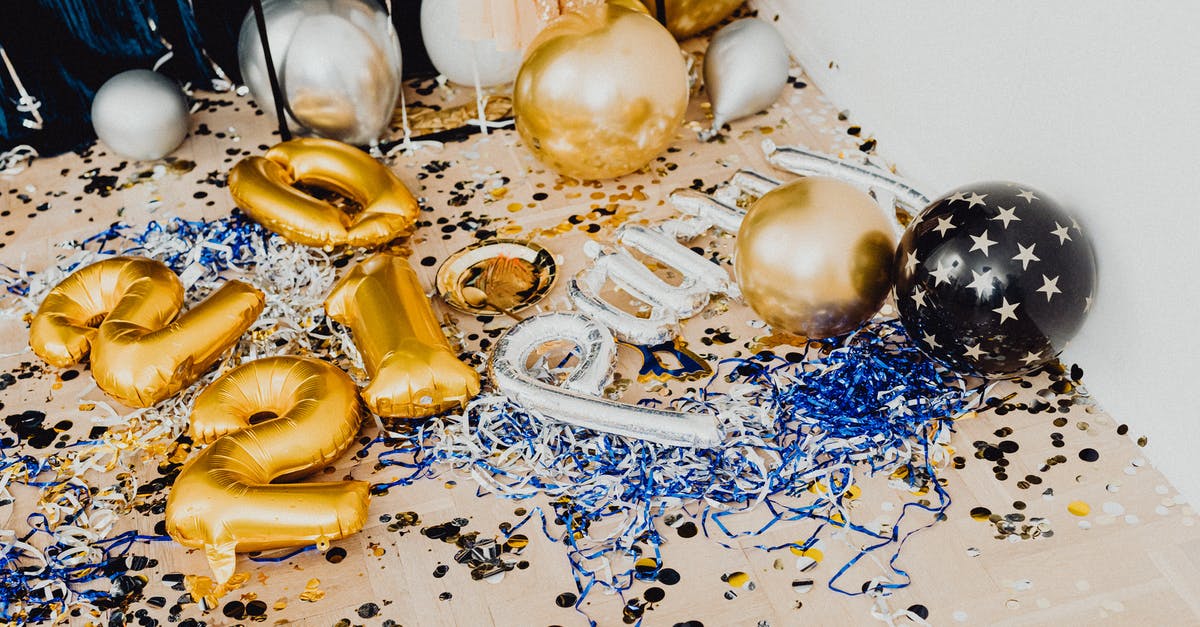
[[639, 0, 744, 38], [513, 4, 688, 180], [735, 177, 896, 339]]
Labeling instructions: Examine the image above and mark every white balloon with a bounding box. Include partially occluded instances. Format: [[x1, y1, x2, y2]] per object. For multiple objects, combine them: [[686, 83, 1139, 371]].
[[91, 70, 190, 160], [420, 0, 524, 87], [703, 18, 790, 132]]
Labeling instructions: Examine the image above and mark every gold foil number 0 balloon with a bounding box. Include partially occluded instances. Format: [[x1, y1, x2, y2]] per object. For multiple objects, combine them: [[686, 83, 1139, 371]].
[[165, 356, 369, 583], [28, 257, 265, 407]]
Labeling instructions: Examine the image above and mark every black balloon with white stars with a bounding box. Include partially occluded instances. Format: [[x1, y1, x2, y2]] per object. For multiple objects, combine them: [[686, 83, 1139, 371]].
[[894, 182, 1096, 378]]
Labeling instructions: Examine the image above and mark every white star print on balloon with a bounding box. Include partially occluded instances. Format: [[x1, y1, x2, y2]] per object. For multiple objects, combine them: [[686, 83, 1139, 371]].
[[991, 206, 1020, 229], [969, 229, 997, 256], [966, 269, 995, 299], [1019, 350, 1042, 366], [932, 216, 955, 237], [1016, 189, 1038, 203], [1036, 275, 1061, 302], [1051, 222, 1072, 244], [962, 342, 986, 359], [912, 287, 928, 310], [965, 192, 987, 208], [929, 261, 954, 286], [993, 297, 1020, 324], [922, 332, 941, 349], [1012, 242, 1040, 270]]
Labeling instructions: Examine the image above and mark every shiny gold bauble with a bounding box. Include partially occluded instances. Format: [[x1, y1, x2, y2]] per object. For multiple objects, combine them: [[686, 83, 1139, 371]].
[[639, 0, 744, 38], [513, 4, 688, 180], [735, 177, 896, 338]]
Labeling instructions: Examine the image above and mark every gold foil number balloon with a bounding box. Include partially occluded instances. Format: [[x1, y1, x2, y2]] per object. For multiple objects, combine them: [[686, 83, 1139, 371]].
[[513, 3, 688, 179], [28, 257, 264, 407], [165, 356, 369, 584], [735, 177, 896, 339], [325, 253, 480, 419], [229, 137, 419, 248]]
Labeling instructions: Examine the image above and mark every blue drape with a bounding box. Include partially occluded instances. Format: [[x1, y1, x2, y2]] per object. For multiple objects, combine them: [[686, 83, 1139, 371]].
[[0, 0, 433, 156]]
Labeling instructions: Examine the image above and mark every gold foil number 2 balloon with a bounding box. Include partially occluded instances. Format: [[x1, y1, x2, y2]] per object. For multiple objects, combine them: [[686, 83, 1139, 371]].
[[165, 356, 369, 584], [28, 257, 265, 407]]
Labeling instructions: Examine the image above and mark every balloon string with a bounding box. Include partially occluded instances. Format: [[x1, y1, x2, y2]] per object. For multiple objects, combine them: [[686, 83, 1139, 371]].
[[250, 0, 291, 142], [470, 45, 488, 137], [0, 41, 43, 131], [655, 0, 667, 26]]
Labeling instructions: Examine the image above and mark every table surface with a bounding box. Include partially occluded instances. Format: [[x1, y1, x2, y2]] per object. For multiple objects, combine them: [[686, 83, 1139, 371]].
[[2, 40, 1198, 627]]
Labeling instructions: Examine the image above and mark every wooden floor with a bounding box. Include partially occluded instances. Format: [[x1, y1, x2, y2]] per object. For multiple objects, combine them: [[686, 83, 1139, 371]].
[[2, 37, 1199, 627]]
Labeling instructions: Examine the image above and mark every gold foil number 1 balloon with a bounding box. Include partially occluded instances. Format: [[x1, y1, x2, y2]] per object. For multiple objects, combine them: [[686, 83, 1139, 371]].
[[165, 356, 370, 584], [325, 253, 481, 419]]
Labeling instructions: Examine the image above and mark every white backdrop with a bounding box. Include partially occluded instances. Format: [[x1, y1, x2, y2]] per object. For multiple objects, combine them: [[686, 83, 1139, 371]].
[[750, 0, 1200, 502]]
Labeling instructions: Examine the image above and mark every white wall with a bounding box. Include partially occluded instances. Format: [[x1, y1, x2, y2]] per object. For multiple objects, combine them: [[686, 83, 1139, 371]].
[[750, 0, 1200, 503]]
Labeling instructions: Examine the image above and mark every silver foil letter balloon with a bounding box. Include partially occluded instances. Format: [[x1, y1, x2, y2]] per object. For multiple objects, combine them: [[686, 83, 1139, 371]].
[[238, 0, 402, 145], [489, 312, 722, 448], [568, 223, 738, 345]]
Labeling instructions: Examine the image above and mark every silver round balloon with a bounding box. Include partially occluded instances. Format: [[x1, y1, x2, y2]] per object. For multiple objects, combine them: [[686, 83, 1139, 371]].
[[238, 0, 402, 145], [91, 70, 190, 160], [703, 18, 789, 134]]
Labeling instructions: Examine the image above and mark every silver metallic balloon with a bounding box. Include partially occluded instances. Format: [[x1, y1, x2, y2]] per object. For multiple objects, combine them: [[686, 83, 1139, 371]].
[[91, 70, 189, 160], [569, 222, 738, 345], [489, 312, 722, 448], [238, 0, 402, 145], [765, 141, 931, 218], [703, 18, 789, 135]]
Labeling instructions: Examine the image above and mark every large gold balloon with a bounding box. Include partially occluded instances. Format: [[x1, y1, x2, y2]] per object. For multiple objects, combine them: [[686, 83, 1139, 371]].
[[513, 4, 688, 180], [165, 356, 369, 584], [325, 253, 480, 419], [228, 137, 419, 248], [735, 177, 896, 339], [640, 0, 744, 38], [28, 257, 264, 407]]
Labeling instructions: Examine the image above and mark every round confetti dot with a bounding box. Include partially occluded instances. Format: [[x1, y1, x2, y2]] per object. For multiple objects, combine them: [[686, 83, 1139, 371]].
[[222, 601, 245, 619], [555, 592, 577, 608], [245, 600, 267, 616], [725, 572, 749, 588], [676, 521, 698, 538], [970, 506, 992, 521], [1068, 501, 1091, 516], [1079, 448, 1100, 462], [908, 604, 930, 620], [325, 546, 347, 563], [644, 587, 665, 603], [657, 568, 681, 585]]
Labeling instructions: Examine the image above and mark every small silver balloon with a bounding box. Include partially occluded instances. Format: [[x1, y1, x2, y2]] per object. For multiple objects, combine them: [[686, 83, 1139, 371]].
[[703, 18, 789, 136], [91, 70, 189, 160], [489, 312, 722, 448], [238, 0, 402, 145]]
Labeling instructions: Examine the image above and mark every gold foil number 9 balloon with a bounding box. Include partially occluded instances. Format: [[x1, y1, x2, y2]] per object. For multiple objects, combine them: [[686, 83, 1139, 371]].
[[229, 138, 419, 248], [325, 253, 481, 419], [165, 356, 370, 584], [28, 257, 265, 407]]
